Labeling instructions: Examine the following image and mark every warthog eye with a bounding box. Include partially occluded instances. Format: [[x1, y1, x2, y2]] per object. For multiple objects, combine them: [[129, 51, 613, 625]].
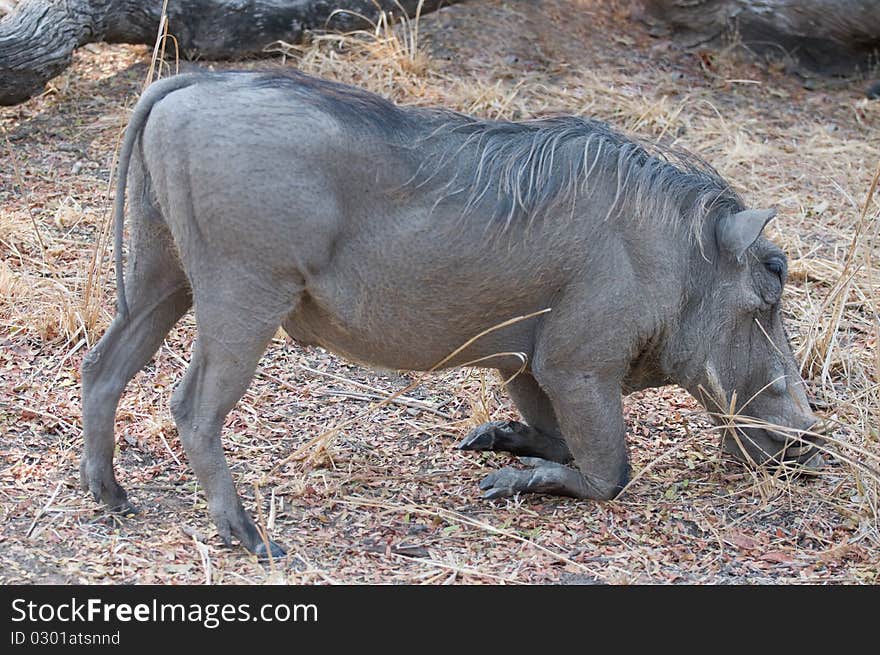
[[764, 256, 785, 278]]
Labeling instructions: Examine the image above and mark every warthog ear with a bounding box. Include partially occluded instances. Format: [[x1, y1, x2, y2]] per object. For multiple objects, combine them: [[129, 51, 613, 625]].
[[716, 208, 777, 261]]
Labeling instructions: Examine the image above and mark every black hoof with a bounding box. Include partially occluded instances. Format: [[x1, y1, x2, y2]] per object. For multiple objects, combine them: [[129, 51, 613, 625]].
[[458, 420, 513, 451], [478, 467, 528, 499], [253, 540, 286, 561]]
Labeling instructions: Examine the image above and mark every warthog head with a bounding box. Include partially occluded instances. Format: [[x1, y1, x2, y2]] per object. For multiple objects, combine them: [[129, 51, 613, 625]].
[[671, 208, 825, 469]]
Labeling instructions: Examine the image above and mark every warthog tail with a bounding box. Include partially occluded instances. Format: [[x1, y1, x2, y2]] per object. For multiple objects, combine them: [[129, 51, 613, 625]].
[[113, 74, 202, 320]]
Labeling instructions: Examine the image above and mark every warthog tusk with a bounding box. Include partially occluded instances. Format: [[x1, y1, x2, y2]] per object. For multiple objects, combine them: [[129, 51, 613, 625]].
[[703, 363, 726, 406], [784, 444, 814, 457], [809, 417, 835, 436]]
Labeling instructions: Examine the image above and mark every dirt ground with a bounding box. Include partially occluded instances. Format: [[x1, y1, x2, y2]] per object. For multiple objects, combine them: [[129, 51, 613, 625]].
[[1, 0, 878, 584]]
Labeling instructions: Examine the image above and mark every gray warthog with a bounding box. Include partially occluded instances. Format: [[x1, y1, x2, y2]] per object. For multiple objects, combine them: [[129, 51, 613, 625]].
[[81, 71, 824, 558]]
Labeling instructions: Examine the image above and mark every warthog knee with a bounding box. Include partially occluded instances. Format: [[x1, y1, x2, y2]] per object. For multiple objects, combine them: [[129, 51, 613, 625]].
[[589, 461, 631, 501], [80, 347, 105, 383], [169, 389, 193, 433], [81, 347, 127, 406]]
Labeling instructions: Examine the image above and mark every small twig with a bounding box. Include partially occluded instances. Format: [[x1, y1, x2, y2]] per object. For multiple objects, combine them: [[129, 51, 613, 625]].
[[194, 537, 212, 585], [339, 496, 610, 579], [182, 527, 213, 585], [387, 553, 520, 583], [48, 337, 86, 388], [159, 430, 182, 468], [267, 488, 277, 531], [9, 403, 77, 432], [290, 363, 387, 395], [26, 481, 63, 538], [253, 484, 277, 569], [293, 552, 338, 584], [144, 0, 171, 89]]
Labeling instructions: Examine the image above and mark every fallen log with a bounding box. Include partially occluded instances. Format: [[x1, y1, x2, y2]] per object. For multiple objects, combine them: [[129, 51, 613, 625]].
[[639, 0, 880, 75], [0, 0, 462, 105]]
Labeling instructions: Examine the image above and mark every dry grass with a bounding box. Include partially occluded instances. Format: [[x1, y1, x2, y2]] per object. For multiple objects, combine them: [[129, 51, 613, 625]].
[[1, 0, 878, 584]]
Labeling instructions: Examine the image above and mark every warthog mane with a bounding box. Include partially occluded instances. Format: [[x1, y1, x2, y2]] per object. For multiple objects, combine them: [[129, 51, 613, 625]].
[[411, 114, 745, 240], [253, 70, 744, 239]]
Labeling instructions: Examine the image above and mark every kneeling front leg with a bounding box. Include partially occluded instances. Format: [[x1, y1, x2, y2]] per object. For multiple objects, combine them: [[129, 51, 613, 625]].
[[478, 370, 630, 501]]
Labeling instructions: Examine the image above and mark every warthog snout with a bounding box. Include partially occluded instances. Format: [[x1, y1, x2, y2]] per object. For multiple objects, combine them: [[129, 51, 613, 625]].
[[699, 362, 829, 472], [720, 414, 828, 472]]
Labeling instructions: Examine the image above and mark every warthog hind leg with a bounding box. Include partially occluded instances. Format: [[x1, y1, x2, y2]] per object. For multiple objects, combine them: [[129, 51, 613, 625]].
[[80, 206, 191, 514], [169, 281, 300, 561]]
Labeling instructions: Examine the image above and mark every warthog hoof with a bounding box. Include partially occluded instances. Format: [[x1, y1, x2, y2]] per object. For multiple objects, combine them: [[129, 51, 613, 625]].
[[479, 458, 584, 499], [479, 460, 563, 499], [459, 421, 573, 463], [112, 500, 140, 516], [253, 540, 287, 561], [480, 466, 534, 499], [458, 420, 517, 451], [782, 445, 826, 475], [80, 459, 139, 515], [479, 457, 624, 500], [801, 451, 826, 471]]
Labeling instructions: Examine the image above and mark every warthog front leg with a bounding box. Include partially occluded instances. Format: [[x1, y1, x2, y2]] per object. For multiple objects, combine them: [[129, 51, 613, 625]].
[[479, 367, 631, 501], [459, 372, 573, 463], [459, 421, 574, 462], [479, 457, 596, 498]]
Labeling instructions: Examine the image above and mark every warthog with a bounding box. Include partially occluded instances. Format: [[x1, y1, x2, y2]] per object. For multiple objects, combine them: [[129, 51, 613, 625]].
[[81, 70, 825, 558]]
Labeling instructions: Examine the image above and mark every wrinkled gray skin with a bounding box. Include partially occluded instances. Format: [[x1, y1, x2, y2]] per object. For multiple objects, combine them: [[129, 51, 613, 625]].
[[80, 71, 823, 559]]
